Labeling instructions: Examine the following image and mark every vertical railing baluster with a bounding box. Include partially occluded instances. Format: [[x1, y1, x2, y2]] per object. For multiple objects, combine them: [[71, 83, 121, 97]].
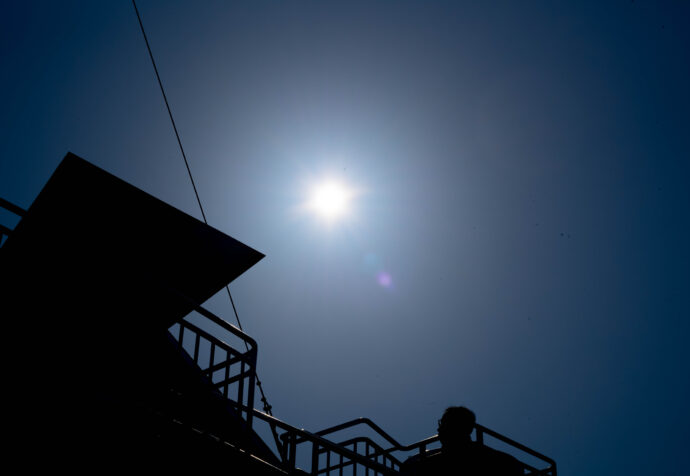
[[209, 343, 215, 379], [289, 432, 297, 471], [178, 323, 184, 346], [193, 332, 200, 363], [365, 442, 370, 476], [353, 442, 357, 476], [278, 433, 288, 464], [237, 359, 245, 418], [223, 359, 230, 397], [246, 351, 255, 429], [339, 452, 343, 476], [311, 441, 318, 475]]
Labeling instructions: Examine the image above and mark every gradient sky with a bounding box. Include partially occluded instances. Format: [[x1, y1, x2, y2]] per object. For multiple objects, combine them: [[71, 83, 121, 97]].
[[2, 2, 689, 475]]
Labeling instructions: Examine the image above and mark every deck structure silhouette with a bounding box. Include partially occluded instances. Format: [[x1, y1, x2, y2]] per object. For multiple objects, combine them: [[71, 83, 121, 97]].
[[0, 153, 556, 475]]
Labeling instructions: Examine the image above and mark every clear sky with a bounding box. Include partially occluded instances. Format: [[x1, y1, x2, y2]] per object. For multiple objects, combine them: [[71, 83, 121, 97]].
[[1, 1, 688, 475]]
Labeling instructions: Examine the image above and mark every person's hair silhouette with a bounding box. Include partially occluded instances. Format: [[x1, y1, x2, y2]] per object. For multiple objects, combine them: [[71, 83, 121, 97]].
[[438, 406, 475, 448]]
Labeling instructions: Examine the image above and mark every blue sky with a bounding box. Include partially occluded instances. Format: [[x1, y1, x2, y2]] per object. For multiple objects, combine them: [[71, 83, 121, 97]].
[[1, 2, 689, 475]]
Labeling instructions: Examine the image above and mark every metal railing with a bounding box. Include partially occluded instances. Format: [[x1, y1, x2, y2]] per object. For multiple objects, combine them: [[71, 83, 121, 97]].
[[164, 296, 554, 476], [167, 302, 400, 475], [315, 436, 401, 475], [0, 197, 26, 246], [472, 424, 557, 476], [169, 304, 257, 428], [227, 403, 398, 476], [306, 418, 404, 474], [310, 418, 557, 476], [167, 305, 555, 476], [166, 303, 555, 476]]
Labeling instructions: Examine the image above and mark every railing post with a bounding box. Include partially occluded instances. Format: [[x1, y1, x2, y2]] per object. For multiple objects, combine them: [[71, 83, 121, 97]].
[[365, 442, 370, 476], [209, 343, 215, 374], [193, 333, 200, 363], [237, 360, 245, 417], [353, 441, 357, 476], [246, 358, 255, 429], [289, 431, 297, 471], [311, 441, 319, 475], [223, 361, 230, 398]]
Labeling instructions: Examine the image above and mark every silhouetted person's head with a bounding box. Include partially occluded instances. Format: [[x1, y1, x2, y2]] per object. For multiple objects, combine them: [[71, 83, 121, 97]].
[[438, 406, 475, 449]]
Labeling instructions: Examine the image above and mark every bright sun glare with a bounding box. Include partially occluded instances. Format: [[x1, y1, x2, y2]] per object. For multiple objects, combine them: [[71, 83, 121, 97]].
[[307, 180, 353, 222]]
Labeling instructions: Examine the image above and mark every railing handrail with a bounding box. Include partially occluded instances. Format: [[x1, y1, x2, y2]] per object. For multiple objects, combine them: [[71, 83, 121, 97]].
[[190, 303, 258, 353], [177, 318, 256, 365], [0, 197, 26, 246], [171, 296, 554, 476], [0, 197, 27, 217], [172, 299, 258, 428], [314, 417, 402, 449], [228, 403, 398, 475], [312, 417, 556, 475], [475, 423, 557, 470], [327, 436, 404, 467]]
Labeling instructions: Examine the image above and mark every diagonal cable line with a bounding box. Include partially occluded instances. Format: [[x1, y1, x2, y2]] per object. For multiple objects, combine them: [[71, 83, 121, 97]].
[[132, 0, 273, 415]]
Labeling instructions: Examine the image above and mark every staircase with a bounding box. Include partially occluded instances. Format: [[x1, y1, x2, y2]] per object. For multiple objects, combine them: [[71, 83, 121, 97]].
[[166, 302, 556, 476], [0, 153, 556, 476]]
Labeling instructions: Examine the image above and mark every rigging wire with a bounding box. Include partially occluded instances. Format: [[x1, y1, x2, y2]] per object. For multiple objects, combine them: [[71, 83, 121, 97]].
[[132, 0, 273, 416]]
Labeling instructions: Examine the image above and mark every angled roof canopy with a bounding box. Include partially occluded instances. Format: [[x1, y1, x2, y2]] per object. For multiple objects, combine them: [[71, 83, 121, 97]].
[[2, 152, 264, 333]]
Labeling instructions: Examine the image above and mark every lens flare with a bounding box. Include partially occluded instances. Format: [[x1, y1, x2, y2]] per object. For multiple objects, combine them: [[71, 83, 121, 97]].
[[377, 271, 393, 288]]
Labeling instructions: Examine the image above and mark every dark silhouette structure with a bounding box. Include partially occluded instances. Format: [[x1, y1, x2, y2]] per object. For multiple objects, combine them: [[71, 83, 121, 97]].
[[0, 153, 556, 475], [1, 153, 271, 473]]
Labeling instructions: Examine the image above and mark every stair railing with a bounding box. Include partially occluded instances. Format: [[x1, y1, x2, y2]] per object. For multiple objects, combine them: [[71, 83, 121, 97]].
[[228, 404, 399, 475], [164, 297, 555, 476], [169, 304, 258, 428], [311, 418, 557, 476], [168, 305, 396, 474], [0, 197, 26, 247], [167, 307, 555, 476]]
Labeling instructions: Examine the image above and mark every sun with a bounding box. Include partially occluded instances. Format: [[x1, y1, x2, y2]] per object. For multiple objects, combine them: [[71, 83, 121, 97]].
[[306, 180, 354, 222]]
